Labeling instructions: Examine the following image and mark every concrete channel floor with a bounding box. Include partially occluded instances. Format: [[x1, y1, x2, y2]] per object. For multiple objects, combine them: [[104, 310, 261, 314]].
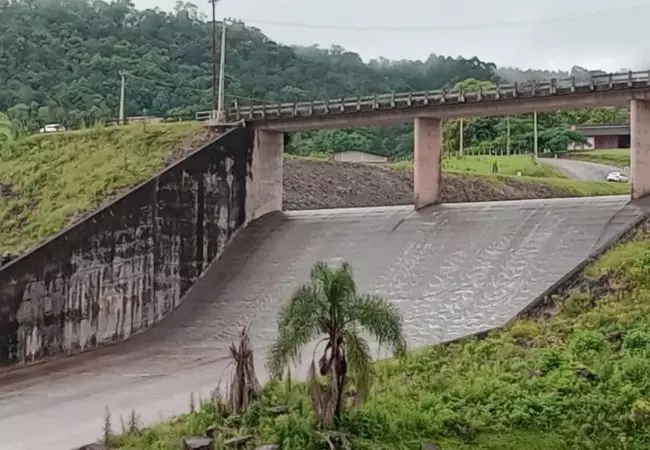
[[0, 195, 647, 450]]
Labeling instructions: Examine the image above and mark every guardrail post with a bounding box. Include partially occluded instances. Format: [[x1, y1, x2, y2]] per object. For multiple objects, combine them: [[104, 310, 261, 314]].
[[608, 74, 613, 88], [550, 79, 557, 95], [261, 103, 266, 119], [570, 77, 575, 93], [390, 92, 396, 108], [407, 92, 412, 107], [293, 102, 298, 116], [590, 77, 595, 91], [628, 71, 633, 87], [495, 85, 501, 100], [459, 86, 465, 103], [233, 99, 240, 121], [441, 90, 447, 103], [356, 96, 361, 111], [248, 106, 254, 120], [477, 89, 483, 101], [531, 81, 537, 97], [373, 94, 378, 110], [309, 101, 314, 116], [324, 98, 329, 114], [423, 91, 429, 105], [513, 82, 518, 98], [340, 97, 345, 112]]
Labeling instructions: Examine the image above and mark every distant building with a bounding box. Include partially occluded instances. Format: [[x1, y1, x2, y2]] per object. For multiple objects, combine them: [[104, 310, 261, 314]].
[[570, 124, 630, 150], [126, 116, 163, 124], [333, 150, 388, 164]]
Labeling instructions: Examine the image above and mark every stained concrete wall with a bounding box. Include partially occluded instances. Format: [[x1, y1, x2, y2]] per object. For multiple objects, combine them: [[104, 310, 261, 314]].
[[0, 126, 282, 365]]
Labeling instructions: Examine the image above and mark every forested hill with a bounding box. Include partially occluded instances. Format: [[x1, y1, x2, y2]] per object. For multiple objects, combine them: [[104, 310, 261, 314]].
[[1, 0, 531, 131]]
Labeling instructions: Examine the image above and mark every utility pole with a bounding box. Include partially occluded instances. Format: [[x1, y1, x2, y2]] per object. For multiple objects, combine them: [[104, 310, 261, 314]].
[[119, 70, 127, 125], [533, 111, 538, 163], [459, 118, 464, 156], [209, 0, 219, 120], [217, 19, 227, 122], [506, 116, 511, 156]]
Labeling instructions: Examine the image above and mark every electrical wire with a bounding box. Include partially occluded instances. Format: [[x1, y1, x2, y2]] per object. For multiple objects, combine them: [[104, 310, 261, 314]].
[[235, 4, 650, 33]]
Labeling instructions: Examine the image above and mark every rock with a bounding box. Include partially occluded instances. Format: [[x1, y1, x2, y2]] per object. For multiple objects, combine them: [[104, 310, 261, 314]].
[[422, 442, 440, 450], [575, 367, 598, 382], [267, 405, 289, 416], [607, 331, 624, 343], [205, 425, 219, 439], [182, 436, 214, 450], [224, 435, 253, 447], [73, 444, 110, 450]]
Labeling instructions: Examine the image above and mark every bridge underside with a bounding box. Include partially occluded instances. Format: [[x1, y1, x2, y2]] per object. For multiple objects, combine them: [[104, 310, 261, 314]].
[[254, 94, 650, 209], [1, 196, 647, 450]]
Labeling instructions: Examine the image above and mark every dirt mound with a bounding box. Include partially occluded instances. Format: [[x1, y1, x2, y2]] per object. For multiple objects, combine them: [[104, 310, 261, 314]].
[[282, 159, 571, 210]]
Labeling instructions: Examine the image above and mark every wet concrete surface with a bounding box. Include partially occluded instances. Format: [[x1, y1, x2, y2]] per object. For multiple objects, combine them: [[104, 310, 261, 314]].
[[542, 157, 621, 181], [0, 195, 647, 450]]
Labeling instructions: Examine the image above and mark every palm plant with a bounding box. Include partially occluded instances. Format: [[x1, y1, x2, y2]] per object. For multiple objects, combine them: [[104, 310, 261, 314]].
[[267, 261, 406, 428]]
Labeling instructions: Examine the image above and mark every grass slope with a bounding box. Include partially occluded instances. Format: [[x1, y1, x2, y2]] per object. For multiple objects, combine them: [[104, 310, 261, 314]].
[[0, 123, 208, 254], [567, 149, 630, 168], [110, 221, 650, 450], [392, 155, 568, 178]]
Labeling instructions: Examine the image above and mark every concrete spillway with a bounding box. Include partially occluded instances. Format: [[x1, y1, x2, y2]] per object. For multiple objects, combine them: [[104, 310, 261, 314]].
[[0, 195, 647, 450]]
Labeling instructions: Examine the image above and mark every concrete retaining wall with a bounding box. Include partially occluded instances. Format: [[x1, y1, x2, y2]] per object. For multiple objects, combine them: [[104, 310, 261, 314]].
[[0, 127, 275, 365]]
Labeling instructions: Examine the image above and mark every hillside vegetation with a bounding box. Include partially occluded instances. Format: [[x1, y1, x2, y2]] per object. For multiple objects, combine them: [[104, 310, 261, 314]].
[[0, 124, 628, 255], [567, 149, 630, 168], [111, 221, 650, 450], [0, 0, 629, 161]]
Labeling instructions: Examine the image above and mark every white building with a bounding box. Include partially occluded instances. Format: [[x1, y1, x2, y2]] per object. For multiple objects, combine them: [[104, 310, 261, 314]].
[[333, 150, 388, 164]]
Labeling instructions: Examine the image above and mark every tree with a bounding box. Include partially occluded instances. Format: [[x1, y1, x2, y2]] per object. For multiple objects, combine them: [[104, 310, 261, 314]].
[[267, 261, 406, 428]]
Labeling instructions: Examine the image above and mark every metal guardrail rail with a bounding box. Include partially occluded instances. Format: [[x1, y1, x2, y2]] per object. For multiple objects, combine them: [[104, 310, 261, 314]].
[[195, 70, 650, 124]]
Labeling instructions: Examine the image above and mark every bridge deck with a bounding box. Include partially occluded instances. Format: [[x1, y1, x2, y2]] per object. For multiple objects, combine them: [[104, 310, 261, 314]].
[[0, 196, 647, 450], [197, 71, 650, 131]]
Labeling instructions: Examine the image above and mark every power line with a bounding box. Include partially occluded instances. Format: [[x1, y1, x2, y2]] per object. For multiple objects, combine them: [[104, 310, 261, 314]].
[[237, 4, 650, 33]]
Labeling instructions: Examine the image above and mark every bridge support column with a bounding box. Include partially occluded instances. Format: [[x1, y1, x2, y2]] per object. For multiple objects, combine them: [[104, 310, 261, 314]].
[[413, 117, 442, 209], [631, 100, 650, 200], [246, 129, 283, 222]]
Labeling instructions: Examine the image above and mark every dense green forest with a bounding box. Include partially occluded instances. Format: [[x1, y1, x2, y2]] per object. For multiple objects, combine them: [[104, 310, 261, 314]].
[[0, 0, 629, 158]]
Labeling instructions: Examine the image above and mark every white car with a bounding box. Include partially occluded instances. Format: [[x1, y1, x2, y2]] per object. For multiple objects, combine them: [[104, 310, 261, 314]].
[[606, 171, 629, 182], [39, 123, 66, 133]]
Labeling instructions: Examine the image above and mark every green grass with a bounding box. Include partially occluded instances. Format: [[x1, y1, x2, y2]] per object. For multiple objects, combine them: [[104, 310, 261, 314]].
[[567, 148, 630, 168], [0, 122, 205, 254], [511, 175, 629, 196], [111, 223, 650, 450], [392, 155, 568, 179]]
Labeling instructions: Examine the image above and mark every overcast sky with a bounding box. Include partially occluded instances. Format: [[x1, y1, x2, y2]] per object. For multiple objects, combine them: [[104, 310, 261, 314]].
[[135, 0, 650, 72]]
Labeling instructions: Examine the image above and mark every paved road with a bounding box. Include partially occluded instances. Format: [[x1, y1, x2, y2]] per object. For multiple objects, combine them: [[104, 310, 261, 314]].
[[0, 196, 647, 450], [541, 157, 622, 181]]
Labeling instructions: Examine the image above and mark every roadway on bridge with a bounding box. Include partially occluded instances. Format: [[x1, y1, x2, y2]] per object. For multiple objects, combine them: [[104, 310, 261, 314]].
[[541, 157, 621, 181], [0, 196, 647, 450]]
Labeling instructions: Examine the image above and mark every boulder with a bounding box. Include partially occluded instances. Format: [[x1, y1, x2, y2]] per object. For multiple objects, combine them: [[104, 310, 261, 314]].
[[182, 437, 214, 450]]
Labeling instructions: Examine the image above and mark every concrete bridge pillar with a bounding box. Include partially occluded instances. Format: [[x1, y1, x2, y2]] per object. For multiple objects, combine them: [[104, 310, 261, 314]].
[[631, 100, 650, 200], [413, 117, 443, 209], [246, 129, 284, 222]]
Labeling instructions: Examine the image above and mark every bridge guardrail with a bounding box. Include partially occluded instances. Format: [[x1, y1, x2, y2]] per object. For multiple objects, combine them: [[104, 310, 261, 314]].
[[194, 70, 650, 123]]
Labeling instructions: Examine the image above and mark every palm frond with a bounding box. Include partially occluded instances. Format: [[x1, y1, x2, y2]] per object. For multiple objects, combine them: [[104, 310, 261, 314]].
[[342, 326, 373, 404], [346, 294, 407, 357], [267, 282, 325, 379]]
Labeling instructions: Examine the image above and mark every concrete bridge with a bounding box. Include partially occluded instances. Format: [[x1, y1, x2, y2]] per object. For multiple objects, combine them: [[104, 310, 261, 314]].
[[223, 70, 650, 208]]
